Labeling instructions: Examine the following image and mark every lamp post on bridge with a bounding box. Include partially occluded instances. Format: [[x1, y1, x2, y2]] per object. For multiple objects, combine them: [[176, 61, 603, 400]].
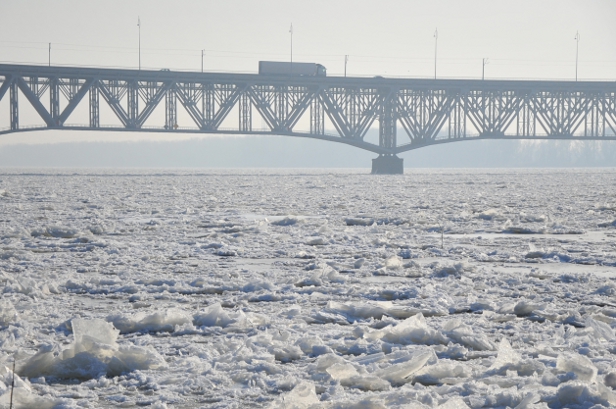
[[344, 55, 349, 77], [434, 28, 438, 79], [201, 50, 204, 73], [574, 31, 580, 81], [482, 58, 489, 80], [138, 17, 141, 70], [289, 23, 293, 69], [48, 43, 51, 67]]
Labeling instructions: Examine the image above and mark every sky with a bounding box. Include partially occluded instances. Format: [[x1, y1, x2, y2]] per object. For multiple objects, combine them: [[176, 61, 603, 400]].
[[2, 0, 615, 78], [1, 0, 616, 166]]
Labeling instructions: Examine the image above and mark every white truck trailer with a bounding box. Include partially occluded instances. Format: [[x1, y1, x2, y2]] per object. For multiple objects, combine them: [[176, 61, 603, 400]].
[[258, 61, 327, 77]]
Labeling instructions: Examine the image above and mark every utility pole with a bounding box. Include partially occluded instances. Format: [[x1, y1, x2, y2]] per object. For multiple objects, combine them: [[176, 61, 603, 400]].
[[574, 31, 580, 81], [289, 24, 293, 63], [434, 28, 438, 79], [482, 58, 489, 80], [344, 55, 349, 77], [201, 49, 204, 73], [138, 17, 141, 70], [289, 23, 293, 74], [48, 43, 51, 66]]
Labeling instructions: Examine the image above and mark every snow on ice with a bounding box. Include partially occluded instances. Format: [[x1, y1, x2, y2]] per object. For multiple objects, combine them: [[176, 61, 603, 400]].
[[1, 168, 616, 408]]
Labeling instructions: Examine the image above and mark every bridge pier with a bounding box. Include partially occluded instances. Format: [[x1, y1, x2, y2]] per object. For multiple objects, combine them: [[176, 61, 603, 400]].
[[371, 155, 403, 174]]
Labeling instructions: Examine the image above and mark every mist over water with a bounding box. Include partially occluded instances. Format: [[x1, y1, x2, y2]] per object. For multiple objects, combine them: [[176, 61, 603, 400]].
[[1, 134, 616, 168]]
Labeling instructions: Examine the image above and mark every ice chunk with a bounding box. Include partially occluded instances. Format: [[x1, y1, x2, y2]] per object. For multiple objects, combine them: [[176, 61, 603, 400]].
[[384, 256, 403, 269], [193, 303, 234, 327], [306, 237, 327, 246], [296, 336, 332, 356], [73, 317, 119, 347], [513, 300, 544, 316], [513, 392, 541, 409], [585, 316, 615, 341], [413, 362, 470, 385], [442, 319, 495, 351], [326, 301, 387, 321], [108, 308, 191, 333], [327, 363, 359, 380], [556, 353, 598, 383], [326, 362, 390, 391], [378, 313, 448, 345], [270, 345, 303, 363], [19, 319, 166, 380], [45, 225, 80, 238], [279, 381, 320, 409], [490, 338, 521, 370], [344, 217, 374, 226], [0, 384, 57, 409], [270, 216, 301, 226], [605, 371, 616, 389], [374, 349, 435, 385], [315, 354, 345, 373], [0, 300, 18, 327], [476, 208, 504, 220]]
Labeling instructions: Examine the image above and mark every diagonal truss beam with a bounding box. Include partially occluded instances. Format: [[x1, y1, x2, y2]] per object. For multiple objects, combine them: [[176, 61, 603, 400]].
[[16, 76, 55, 126], [58, 78, 94, 124], [1, 64, 616, 156], [0, 75, 12, 101]]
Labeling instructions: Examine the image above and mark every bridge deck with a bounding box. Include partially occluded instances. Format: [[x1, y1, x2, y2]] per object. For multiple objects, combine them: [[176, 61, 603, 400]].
[[1, 64, 616, 168]]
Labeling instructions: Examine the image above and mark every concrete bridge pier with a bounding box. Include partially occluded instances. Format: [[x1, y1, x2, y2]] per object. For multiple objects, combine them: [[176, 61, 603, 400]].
[[371, 155, 403, 174]]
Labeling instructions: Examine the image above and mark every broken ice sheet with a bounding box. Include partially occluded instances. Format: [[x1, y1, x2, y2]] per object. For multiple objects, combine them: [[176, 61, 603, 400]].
[[18, 319, 166, 380]]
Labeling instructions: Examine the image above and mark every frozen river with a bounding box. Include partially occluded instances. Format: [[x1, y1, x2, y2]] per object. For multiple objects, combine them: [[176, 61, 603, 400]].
[[1, 168, 616, 408]]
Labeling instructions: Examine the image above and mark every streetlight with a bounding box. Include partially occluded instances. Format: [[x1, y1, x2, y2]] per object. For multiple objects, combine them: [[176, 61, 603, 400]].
[[48, 43, 51, 67], [574, 31, 580, 81], [289, 24, 293, 64], [433, 28, 438, 79], [482, 58, 489, 80], [344, 55, 349, 77], [138, 17, 141, 70], [201, 49, 205, 73]]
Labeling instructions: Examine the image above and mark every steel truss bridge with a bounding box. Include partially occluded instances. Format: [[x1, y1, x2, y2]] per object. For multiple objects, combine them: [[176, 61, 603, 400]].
[[1, 64, 616, 173]]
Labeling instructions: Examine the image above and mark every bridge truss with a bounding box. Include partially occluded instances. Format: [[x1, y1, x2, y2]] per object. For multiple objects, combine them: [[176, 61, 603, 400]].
[[1, 64, 616, 172]]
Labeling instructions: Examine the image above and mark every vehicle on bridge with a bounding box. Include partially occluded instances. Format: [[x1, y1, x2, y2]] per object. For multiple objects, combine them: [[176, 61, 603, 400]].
[[258, 61, 326, 77]]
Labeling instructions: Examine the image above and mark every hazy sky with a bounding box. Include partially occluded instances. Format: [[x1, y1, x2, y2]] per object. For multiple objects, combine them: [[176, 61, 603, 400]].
[[1, 0, 616, 163], [1, 0, 615, 79]]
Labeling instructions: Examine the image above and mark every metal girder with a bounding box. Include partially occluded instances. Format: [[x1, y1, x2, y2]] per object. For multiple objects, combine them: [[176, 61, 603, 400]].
[[97, 80, 130, 126], [462, 91, 520, 136], [379, 90, 396, 149], [58, 78, 94, 124], [397, 89, 453, 143], [16, 76, 56, 126], [90, 82, 100, 128], [136, 81, 172, 127], [310, 94, 324, 135], [165, 87, 177, 130], [321, 87, 380, 139], [239, 92, 251, 132], [0, 75, 13, 101], [10, 81, 18, 130], [1, 64, 616, 156], [248, 85, 314, 132]]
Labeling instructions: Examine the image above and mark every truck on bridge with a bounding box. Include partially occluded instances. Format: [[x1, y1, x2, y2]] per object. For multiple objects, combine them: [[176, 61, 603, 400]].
[[258, 61, 326, 77]]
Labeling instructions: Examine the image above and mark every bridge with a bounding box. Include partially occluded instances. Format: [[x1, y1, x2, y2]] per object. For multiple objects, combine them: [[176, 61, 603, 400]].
[[1, 63, 615, 173]]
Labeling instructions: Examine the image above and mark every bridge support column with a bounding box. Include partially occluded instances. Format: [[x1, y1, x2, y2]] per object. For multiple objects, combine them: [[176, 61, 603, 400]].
[[10, 81, 18, 131], [371, 154, 403, 175]]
